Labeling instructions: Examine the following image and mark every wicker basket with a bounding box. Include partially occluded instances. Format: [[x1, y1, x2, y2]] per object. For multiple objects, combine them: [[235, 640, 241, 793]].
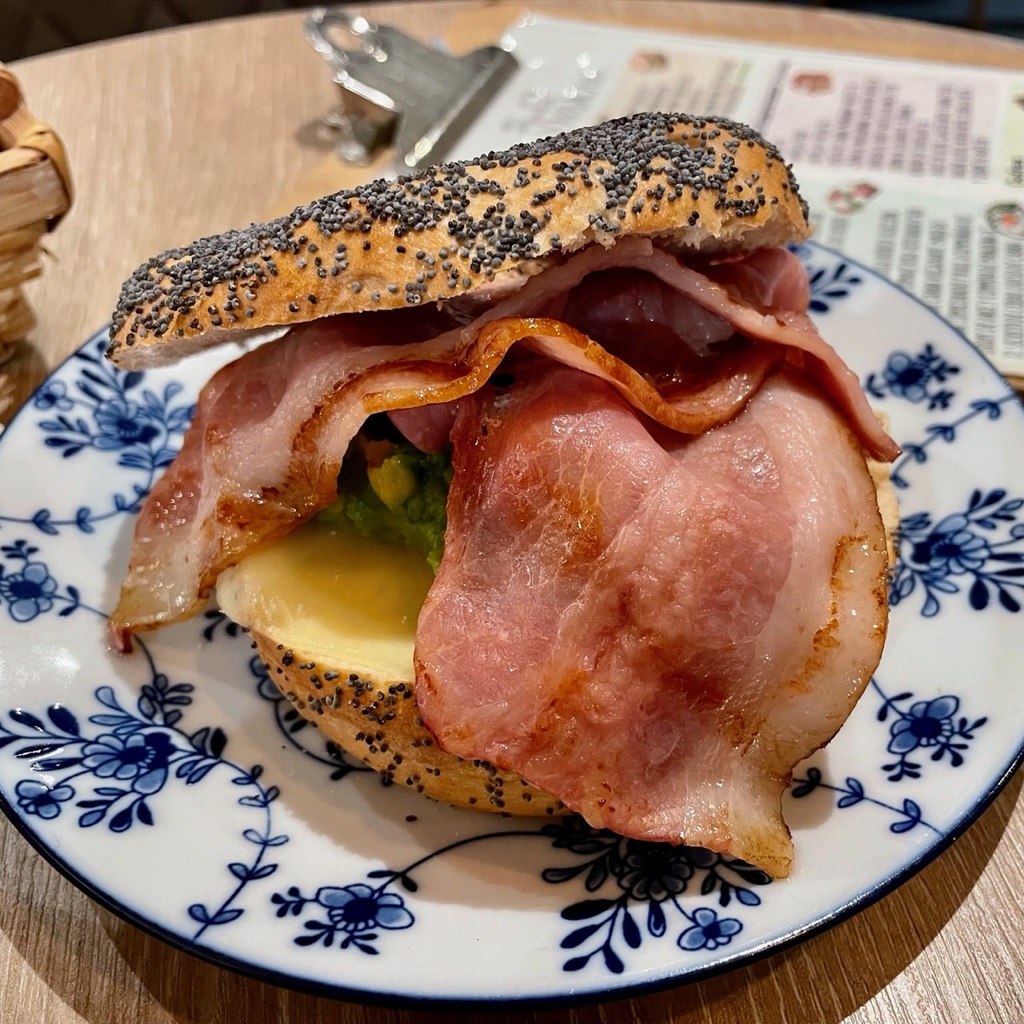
[[0, 63, 73, 355]]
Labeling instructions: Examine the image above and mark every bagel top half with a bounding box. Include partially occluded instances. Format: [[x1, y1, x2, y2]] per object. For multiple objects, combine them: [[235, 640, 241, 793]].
[[106, 112, 809, 370]]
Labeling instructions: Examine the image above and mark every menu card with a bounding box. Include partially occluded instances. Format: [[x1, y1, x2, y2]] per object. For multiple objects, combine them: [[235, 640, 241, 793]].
[[449, 13, 1024, 387]]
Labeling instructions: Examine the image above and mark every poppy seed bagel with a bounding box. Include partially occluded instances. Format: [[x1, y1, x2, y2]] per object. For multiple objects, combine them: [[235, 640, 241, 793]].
[[248, 629, 567, 816], [106, 111, 809, 370]]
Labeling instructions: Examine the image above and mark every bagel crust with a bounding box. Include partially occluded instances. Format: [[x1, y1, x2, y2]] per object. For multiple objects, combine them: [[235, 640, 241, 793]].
[[107, 112, 809, 369], [250, 630, 566, 817]]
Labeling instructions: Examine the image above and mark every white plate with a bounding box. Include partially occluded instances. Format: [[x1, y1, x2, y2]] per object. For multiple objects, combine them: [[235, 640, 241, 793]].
[[1, 242, 1022, 1007]]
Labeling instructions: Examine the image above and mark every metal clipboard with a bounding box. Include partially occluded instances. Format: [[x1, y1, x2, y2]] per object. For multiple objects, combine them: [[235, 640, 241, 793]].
[[305, 7, 518, 172]]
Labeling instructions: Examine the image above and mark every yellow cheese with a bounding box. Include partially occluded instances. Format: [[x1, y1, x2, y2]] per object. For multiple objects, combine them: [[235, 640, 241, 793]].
[[215, 518, 433, 680]]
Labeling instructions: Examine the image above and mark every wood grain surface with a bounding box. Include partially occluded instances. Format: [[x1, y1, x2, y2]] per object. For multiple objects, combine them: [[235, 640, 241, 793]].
[[2, 4, 1023, 1022]]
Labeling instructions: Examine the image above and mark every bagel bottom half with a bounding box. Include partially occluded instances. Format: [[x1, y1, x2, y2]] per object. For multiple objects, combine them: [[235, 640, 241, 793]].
[[215, 517, 566, 816]]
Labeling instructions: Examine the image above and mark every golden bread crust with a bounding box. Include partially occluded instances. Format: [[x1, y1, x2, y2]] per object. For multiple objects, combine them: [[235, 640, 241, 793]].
[[249, 630, 566, 817], [107, 112, 808, 369]]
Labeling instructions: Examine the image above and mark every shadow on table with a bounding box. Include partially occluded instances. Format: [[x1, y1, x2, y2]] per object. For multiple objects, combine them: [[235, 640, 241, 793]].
[[0, 765, 1015, 1024]]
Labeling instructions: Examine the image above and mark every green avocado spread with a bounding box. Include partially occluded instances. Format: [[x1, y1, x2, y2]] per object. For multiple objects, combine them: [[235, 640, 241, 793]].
[[317, 433, 452, 572]]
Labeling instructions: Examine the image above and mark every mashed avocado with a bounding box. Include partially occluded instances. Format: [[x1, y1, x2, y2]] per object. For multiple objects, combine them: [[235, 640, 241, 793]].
[[318, 435, 452, 572]]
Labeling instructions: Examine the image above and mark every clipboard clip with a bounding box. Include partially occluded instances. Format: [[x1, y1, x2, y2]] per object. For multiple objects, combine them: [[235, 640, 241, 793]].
[[305, 7, 517, 171]]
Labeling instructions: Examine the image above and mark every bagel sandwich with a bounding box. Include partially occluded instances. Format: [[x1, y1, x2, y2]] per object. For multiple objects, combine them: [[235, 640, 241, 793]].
[[107, 112, 899, 877]]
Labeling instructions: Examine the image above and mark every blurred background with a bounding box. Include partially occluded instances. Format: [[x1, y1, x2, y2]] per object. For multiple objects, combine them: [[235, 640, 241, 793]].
[[1, 0, 1023, 62]]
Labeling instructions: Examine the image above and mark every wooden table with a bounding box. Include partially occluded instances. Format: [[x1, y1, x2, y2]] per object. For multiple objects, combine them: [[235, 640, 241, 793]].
[[2, 3, 1023, 1022]]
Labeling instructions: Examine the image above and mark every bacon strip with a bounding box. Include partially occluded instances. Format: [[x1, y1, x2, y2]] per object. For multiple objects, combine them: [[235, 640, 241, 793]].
[[109, 318, 775, 645], [441, 237, 898, 461], [109, 242, 896, 645], [415, 362, 889, 876]]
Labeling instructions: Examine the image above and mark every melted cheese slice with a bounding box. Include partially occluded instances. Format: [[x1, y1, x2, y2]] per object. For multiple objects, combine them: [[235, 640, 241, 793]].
[[216, 518, 433, 680]]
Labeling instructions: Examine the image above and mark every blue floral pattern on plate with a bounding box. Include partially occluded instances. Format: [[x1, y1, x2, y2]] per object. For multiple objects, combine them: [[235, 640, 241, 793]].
[[0, 242, 1023, 1006], [0, 337, 194, 536]]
